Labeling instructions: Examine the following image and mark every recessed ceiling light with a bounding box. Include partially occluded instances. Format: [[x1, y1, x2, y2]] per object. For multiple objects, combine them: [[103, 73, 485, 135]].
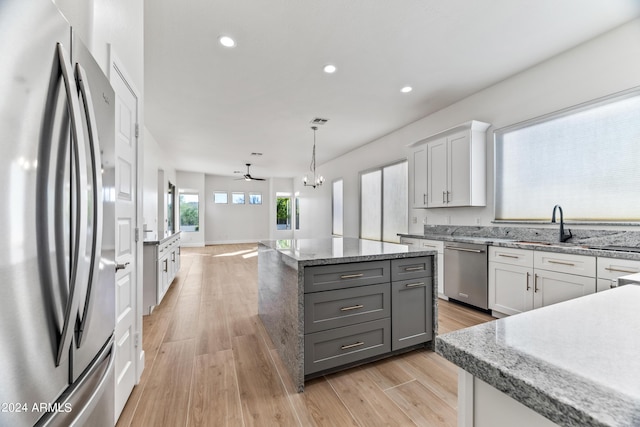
[[401, 86, 413, 93], [219, 36, 236, 48], [323, 64, 337, 74]]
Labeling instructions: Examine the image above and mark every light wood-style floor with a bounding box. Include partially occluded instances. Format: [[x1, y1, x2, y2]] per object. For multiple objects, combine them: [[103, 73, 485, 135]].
[[116, 243, 494, 427]]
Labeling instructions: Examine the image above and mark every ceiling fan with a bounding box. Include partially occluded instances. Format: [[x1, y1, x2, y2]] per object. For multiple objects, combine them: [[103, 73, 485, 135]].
[[237, 163, 266, 181]]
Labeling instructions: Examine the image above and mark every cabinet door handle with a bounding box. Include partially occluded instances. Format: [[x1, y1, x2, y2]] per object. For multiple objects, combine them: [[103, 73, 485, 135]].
[[340, 304, 364, 312], [605, 267, 638, 274], [442, 191, 446, 204], [498, 254, 519, 259], [548, 260, 575, 267], [340, 273, 364, 279], [341, 341, 365, 350], [534, 273, 539, 292], [446, 191, 451, 203], [404, 266, 424, 271], [526, 272, 531, 291], [423, 194, 426, 204], [405, 282, 425, 288], [163, 259, 168, 272]]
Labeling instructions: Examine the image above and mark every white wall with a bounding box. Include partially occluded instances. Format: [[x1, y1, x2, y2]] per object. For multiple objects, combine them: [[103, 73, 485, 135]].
[[53, 0, 144, 93], [305, 18, 640, 239], [204, 176, 270, 244], [142, 129, 176, 240], [177, 171, 206, 247]]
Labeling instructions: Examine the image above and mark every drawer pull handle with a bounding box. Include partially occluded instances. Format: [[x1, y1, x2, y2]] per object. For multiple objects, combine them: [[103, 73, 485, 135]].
[[422, 244, 437, 248], [340, 304, 364, 312], [340, 273, 364, 279], [405, 242, 415, 246], [341, 341, 365, 350], [405, 282, 425, 288], [404, 266, 424, 271], [605, 267, 638, 274], [548, 260, 575, 266], [499, 254, 519, 259]]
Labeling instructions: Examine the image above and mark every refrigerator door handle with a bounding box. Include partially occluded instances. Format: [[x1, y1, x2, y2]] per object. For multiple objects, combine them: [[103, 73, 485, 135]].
[[55, 42, 89, 366], [74, 63, 104, 346], [36, 337, 115, 427], [68, 338, 115, 427]]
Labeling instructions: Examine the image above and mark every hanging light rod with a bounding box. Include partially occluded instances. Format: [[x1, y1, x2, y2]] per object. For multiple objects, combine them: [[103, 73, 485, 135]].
[[303, 126, 324, 188]]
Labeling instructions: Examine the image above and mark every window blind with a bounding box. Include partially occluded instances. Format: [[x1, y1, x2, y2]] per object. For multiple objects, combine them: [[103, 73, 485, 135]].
[[495, 88, 640, 221]]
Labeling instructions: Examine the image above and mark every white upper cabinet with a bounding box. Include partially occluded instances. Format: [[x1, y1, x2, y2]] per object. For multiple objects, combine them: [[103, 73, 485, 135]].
[[410, 120, 490, 208], [411, 145, 428, 208]]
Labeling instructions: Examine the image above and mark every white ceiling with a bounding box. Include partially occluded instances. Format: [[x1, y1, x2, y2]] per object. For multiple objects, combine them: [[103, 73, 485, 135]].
[[144, 0, 640, 180]]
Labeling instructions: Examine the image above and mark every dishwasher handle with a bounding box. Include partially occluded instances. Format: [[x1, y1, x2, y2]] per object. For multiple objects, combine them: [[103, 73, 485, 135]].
[[445, 246, 485, 253]]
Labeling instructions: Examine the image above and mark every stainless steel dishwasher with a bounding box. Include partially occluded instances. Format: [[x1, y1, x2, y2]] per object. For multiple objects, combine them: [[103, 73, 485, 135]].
[[444, 242, 488, 309]]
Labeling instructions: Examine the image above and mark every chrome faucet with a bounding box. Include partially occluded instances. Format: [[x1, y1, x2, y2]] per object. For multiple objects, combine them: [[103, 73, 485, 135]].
[[551, 205, 572, 243]]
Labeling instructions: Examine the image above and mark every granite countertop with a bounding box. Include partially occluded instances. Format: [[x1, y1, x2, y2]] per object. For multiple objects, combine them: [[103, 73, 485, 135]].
[[143, 230, 181, 245], [436, 285, 640, 427], [258, 237, 436, 267], [400, 227, 640, 261]]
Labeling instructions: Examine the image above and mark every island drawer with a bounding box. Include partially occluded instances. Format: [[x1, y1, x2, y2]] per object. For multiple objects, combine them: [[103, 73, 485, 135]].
[[304, 260, 390, 293], [391, 257, 432, 281], [304, 283, 390, 333], [304, 318, 390, 375]]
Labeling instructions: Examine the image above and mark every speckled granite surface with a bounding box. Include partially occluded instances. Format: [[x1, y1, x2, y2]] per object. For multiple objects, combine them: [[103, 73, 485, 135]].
[[259, 237, 437, 265], [400, 225, 640, 260], [436, 286, 640, 427], [258, 238, 437, 391]]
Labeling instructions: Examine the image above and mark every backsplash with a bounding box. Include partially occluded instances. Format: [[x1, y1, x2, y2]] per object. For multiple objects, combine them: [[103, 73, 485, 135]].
[[422, 225, 640, 248]]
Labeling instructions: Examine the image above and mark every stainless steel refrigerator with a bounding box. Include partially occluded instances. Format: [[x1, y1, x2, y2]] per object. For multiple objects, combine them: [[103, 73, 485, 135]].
[[0, 0, 116, 426]]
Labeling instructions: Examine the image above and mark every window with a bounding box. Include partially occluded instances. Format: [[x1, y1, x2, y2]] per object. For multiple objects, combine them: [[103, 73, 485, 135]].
[[232, 192, 245, 204], [295, 196, 300, 230], [179, 192, 199, 232], [360, 161, 408, 242], [249, 192, 262, 205], [495, 88, 640, 221], [276, 195, 291, 230], [214, 191, 228, 204], [332, 179, 343, 236]]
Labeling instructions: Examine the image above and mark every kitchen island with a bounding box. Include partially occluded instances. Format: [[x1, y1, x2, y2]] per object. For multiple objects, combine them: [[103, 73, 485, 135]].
[[436, 285, 640, 427], [258, 237, 437, 391]]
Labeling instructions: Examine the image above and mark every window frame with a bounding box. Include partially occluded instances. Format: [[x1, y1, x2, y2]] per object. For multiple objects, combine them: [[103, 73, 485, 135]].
[[493, 86, 640, 224], [213, 191, 228, 204], [179, 191, 200, 232], [231, 192, 245, 204], [359, 159, 408, 242]]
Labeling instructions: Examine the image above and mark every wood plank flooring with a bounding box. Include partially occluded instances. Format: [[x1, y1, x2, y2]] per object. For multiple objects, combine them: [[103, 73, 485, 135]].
[[116, 243, 494, 427]]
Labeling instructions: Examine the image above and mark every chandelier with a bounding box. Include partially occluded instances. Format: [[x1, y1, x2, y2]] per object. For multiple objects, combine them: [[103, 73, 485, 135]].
[[303, 126, 324, 188]]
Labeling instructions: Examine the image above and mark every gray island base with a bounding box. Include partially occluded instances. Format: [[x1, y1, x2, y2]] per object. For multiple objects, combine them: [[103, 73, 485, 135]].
[[436, 285, 640, 427], [258, 237, 437, 391]]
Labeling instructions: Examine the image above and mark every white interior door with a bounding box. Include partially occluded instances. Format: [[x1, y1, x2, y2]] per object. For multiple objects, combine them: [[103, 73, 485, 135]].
[[110, 61, 139, 420]]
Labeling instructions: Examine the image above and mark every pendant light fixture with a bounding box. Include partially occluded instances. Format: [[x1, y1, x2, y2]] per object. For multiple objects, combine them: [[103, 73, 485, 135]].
[[303, 126, 324, 188]]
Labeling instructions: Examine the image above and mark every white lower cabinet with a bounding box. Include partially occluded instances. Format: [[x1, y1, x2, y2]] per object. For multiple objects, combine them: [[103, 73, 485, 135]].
[[143, 233, 181, 315], [489, 246, 595, 317], [596, 256, 640, 292]]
